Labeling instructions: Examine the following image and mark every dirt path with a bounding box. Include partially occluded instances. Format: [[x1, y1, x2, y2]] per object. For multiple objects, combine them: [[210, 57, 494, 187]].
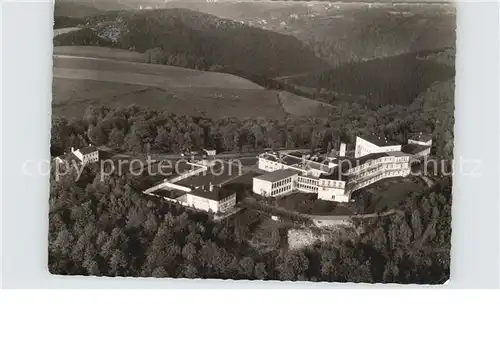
[[53, 27, 82, 37]]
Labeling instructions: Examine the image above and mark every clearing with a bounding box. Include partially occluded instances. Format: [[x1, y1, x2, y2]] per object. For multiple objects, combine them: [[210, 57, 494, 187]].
[[350, 176, 428, 214], [277, 192, 354, 216], [52, 46, 333, 120], [53, 56, 264, 90], [52, 78, 287, 119], [53, 46, 145, 62], [278, 90, 336, 118]]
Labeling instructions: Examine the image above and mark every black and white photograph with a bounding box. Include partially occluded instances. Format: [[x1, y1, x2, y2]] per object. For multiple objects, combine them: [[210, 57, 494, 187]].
[[49, 0, 455, 284]]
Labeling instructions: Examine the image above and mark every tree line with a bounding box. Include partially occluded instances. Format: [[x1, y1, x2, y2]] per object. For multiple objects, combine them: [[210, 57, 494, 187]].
[[52, 76, 454, 160], [49, 156, 451, 283]]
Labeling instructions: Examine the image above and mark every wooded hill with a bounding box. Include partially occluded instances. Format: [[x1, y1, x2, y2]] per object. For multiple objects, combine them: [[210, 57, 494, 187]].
[[54, 8, 329, 79], [286, 49, 455, 106]]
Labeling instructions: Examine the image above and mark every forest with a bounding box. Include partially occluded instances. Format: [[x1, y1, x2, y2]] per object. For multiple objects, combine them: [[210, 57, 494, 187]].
[[50, 1, 455, 284], [49, 80, 454, 283], [52, 7, 456, 107], [51, 76, 454, 160], [53, 8, 328, 78], [48, 153, 451, 284], [288, 50, 455, 106]]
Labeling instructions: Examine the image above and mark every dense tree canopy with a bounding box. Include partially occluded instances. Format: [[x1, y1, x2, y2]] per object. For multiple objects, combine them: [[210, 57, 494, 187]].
[[49, 159, 451, 283], [51, 75, 454, 160]]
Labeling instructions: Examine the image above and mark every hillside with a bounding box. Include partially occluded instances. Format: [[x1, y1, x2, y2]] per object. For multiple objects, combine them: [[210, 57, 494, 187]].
[[54, 2, 106, 17], [53, 46, 145, 62], [159, 1, 456, 66], [53, 8, 330, 79], [52, 50, 334, 119], [286, 49, 455, 106]]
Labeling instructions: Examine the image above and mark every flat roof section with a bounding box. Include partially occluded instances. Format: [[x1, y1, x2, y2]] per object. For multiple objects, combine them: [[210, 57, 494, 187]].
[[386, 151, 410, 157], [260, 153, 279, 162], [408, 133, 432, 142], [254, 169, 299, 183], [78, 145, 99, 155], [176, 162, 242, 189], [360, 135, 401, 147], [319, 163, 350, 182], [355, 152, 390, 165], [402, 144, 431, 155], [190, 186, 234, 202], [280, 153, 303, 167], [151, 188, 187, 200]]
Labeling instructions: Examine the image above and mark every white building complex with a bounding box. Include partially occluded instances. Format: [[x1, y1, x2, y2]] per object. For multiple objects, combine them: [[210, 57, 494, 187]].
[[253, 134, 432, 203], [71, 145, 99, 165], [55, 145, 99, 166], [144, 160, 238, 215]]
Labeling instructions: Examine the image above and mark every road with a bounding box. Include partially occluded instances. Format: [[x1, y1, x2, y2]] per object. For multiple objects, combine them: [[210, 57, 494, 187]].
[[98, 146, 311, 161], [53, 28, 82, 38]]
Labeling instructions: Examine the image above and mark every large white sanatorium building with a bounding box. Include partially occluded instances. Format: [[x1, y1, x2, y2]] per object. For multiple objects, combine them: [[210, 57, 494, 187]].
[[253, 134, 432, 203]]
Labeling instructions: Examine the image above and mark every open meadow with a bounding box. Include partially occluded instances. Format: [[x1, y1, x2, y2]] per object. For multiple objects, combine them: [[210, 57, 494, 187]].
[[52, 46, 333, 119]]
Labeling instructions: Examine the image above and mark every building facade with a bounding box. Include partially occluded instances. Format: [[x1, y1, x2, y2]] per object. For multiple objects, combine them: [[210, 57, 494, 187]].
[[253, 134, 432, 203], [72, 145, 99, 165], [354, 136, 402, 158], [186, 186, 236, 214], [347, 152, 411, 193], [408, 133, 433, 147], [252, 169, 298, 197]]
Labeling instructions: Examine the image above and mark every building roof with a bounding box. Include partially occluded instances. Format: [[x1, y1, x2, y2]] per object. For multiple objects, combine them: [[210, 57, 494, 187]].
[[280, 153, 303, 167], [78, 145, 98, 155], [303, 159, 331, 173], [319, 159, 352, 182], [254, 169, 298, 183], [176, 162, 241, 188], [259, 153, 279, 162], [359, 134, 401, 147], [386, 151, 410, 157], [152, 188, 187, 200], [319, 167, 349, 182], [356, 152, 391, 166], [408, 133, 432, 142], [189, 186, 234, 202], [401, 144, 431, 155]]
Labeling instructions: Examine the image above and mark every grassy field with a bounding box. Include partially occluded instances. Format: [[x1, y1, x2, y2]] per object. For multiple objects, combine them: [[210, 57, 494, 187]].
[[278, 91, 335, 118], [52, 46, 334, 120], [53, 55, 264, 90], [52, 77, 288, 119], [277, 193, 354, 216], [53, 46, 145, 62], [351, 176, 427, 214], [275, 176, 427, 216]]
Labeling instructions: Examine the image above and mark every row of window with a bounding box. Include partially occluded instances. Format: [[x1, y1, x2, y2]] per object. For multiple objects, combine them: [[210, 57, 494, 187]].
[[298, 183, 317, 192], [352, 170, 408, 190], [318, 179, 344, 188], [271, 185, 292, 196], [298, 177, 317, 185], [353, 162, 411, 180], [349, 159, 409, 175], [271, 177, 292, 189]]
